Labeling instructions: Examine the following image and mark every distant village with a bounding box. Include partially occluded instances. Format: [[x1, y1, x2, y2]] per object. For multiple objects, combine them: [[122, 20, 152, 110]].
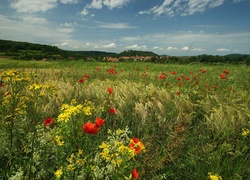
[[105, 55, 157, 62]]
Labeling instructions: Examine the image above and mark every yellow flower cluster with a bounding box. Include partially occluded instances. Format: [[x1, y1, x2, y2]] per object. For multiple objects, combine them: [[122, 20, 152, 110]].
[[66, 150, 86, 172], [54, 149, 86, 179], [55, 135, 64, 146], [1, 70, 30, 83], [98, 128, 136, 169], [54, 166, 63, 179], [208, 172, 223, 180], [29, 83, 57, 97], [242, 127, 250, 136], [57, 99, 95, 123]]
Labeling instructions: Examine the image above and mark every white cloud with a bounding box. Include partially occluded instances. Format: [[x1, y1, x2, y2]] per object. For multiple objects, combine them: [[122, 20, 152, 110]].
[[153, 46, 163, 50], [81, 0, 132, 17], [216, 48, 230, 52], [192, 48, 205, 51], [125, 44, 147, 50], [61, 42, 68, 46], [104, 43, 117, 48], [59, 0, 79, 4], [139, 0, 239, 17], [167, 46, 178, 50], [10, 0, 57, 13], [181, 46, 190, 51], [60, 22, 77, 27], [96, 22, 137, 29], [0, 15, 72, 43]]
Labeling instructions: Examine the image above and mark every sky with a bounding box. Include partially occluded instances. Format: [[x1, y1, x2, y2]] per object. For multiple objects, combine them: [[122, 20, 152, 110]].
[[0, 0, 250, 56]]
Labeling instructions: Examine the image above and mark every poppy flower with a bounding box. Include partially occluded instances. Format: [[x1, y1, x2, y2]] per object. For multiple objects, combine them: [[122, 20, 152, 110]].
[[185, 76, 190, 81], [132, 169, 139, 179], [129, 137, 145, 154], [95, 118, 105, 128], [0, 83, 4, 87], [107, 87, 113, 94], [83, 122, 99, 134], [171, 71, 176, 75], [177, 77, 182, 81], [200, 69, 206, 73], [110, 108, 116, 114], [158, 75, 165, 79], [84, 74, 90, 79], [220, 73, 226, 79], [79, 78, 84, 83], [176, 92, 180, 96], [223, 70, 230, 74], [178, 82, 182, 87], [44, 118, 54, 126]]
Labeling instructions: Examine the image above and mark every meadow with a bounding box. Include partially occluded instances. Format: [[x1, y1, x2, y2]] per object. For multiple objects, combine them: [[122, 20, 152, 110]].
[[0, 59, 249, 180]]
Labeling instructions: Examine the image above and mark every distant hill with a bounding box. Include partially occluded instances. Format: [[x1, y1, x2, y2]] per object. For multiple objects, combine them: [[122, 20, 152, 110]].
[[64, 50, 117, 57], [119, 50, 159, 57], [0, 39, 160, 58], [224, 54, 250, 58], [0, 39, 62, 53]]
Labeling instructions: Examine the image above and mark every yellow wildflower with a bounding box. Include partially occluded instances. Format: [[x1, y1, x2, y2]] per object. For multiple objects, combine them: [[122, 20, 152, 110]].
[[55, 136, 64, 146], [78, 149, 83, 155], [67, 164, 75, 171], [100, 149, 111, 161], [54, 166, 63, 179], [242, 127, 250, 136], [67, 153, 75, 163], [99, 142, 111, 149], [111, 158, 122, 168], [208, 172, 223, 180]]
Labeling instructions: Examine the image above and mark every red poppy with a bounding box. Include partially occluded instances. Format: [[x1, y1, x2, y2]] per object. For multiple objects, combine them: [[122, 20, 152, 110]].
[[83, 122, 99, 134], [0, 83, 4, 87], [44, 118, 54, 126], [107, 87, 113, 94], [178, 82, 182, 87], [129, 137, 145, 154], [223, 70, 230, 74], [96, 66, 99, 71], [171, 71, 176, 75], [177, 77, 182, 81], [84, 74, 90, 79], [132, 169, 139, 179], [220, 73, 226, 79], [95, 118, 105, 128], [212, 85, 216, 89], [158, 75, 165, 79], [79, 78, 84, 83], [110, 108, 116, 114], [176, 92, 180, 96], [200, 69, 206, 73], [185, 76, 190, 81]]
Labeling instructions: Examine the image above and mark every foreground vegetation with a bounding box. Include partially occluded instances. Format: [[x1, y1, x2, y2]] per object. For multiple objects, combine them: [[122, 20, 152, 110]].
[[0, 59, 249, 179]]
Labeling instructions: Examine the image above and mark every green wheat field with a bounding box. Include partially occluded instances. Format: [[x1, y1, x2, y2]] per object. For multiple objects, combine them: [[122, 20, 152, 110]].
[[0, 59, 249, 180]]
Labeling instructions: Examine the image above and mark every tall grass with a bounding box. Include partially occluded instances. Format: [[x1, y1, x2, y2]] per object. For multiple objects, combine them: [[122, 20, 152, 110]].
[[0, 59, 249, 179]]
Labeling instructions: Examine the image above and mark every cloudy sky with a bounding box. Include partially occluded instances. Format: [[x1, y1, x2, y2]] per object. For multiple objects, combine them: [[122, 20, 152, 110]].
[[1, 0, 250, 56]]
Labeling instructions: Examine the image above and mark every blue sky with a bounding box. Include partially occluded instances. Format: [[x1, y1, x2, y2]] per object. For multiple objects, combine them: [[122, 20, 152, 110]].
[[0, 0, 250, 56]]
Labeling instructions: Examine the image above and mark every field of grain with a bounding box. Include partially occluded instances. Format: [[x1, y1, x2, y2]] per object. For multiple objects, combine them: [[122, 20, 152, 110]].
[[0, 59, 249, 179]]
